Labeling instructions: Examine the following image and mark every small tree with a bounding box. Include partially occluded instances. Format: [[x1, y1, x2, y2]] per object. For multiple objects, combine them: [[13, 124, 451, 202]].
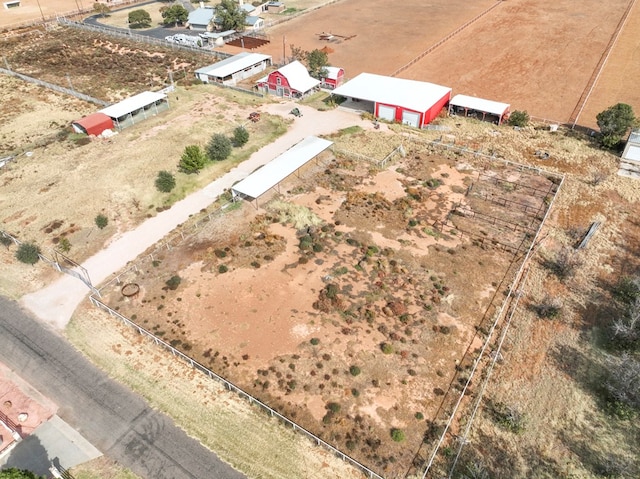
[[161, 4, 188, 26], [179, 145, 207, 173], [165, 275, 182, 290], [93, 2, 111, 18], [596, 103, 635, 149], [605, 353, 640, 412], [95, 214, 108, 229], [128, 9, 152, 28], [155, 170, 176, 192], [58, 237, 71, 253], [307, 49, 329, 79], [16, 243, 40, 265], [0, 468, 46, 479], [232, 126, 249, 147], [207, 134, 232, 162], [0, 235, 12, 248], [508, 110, 529, 127]]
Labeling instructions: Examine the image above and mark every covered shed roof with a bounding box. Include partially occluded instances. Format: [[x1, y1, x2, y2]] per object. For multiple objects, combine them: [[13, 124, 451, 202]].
[[195, 52, 271, 78], [72, 112, 114, 136], [323, 66, 343, 80], [99, 91, 167, 120], [232, 136, 333, 200], [332, 73, 451, 113], [275, 61, 320, 93], [449, 94, 510, 117]]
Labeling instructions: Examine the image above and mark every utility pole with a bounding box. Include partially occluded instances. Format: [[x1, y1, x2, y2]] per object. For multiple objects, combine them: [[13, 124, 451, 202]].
[[35, 0, 45, 22], [282, 35, 286, 64]]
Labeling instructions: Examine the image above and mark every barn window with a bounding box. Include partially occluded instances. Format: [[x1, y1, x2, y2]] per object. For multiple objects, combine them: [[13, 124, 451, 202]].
[[276, 77, 281, 85]]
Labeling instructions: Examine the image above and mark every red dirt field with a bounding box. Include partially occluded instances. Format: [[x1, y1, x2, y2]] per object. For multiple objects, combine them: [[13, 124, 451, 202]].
[[220, 0, 496, 73], [576, 0, 640, 129], [224, 0, 635, 126]]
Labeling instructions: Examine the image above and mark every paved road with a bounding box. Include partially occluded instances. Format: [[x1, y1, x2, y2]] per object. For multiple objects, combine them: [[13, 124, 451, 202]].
[[0, 296, 245, 479]]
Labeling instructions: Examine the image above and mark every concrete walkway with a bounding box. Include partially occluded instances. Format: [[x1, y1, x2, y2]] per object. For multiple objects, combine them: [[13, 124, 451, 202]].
[[22, 102, 370, 329]]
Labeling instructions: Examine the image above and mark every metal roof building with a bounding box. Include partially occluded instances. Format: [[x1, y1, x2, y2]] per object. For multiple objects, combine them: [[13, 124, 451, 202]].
[[232, 136, 333, 205], [620, 129, 640, 179], [99, 91, 169, 130], [332, 73, 452, 128], [195, 52, 272, 85], [449, 94, 510, 125]]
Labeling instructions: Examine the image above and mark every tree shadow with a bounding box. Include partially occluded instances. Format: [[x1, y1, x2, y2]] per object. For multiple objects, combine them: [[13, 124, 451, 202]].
[[3, 434, 51, 476]]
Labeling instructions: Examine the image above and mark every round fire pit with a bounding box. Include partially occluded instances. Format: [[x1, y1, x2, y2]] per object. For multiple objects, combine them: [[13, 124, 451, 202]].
[[121, 283, 140, 298]]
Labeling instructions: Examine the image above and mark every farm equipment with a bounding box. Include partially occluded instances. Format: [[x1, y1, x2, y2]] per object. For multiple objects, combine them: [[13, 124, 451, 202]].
[[316, 32, 357, 41], [290, 108, 303, 117], [248, 112, 261, 122]]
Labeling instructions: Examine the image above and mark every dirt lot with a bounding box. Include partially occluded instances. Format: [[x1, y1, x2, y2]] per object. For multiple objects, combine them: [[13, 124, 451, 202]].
[[97, 125, 559, 476], [0, 0, 84, 28]]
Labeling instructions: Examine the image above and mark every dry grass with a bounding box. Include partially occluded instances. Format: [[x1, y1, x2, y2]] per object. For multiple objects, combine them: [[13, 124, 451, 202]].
[[96, 2, 167, 30], [70, 456, 140, 479], [65, 304, 364, 479], [266, 199, 323, 229]]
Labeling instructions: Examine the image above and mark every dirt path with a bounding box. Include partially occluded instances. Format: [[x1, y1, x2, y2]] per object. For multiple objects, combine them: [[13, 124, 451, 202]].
[[21, 102, 371, 329]]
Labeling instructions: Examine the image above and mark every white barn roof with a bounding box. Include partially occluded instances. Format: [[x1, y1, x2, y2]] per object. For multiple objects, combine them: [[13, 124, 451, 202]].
[[324, 66, 342, 80], [450, 94, 510, 117], [333, 73, 451, 113], [624, 145, 640, 162], [195, 52, 271, 78], [277, 61, 320, 93], [232, 136, 333, 199], [100, 91, 167, 119]]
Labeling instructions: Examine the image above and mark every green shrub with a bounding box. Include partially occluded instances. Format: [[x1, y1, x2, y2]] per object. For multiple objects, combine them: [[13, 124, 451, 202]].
[[327, 402, 341, 413], [381, 343, 394, 354], [207, 133, 232, 161], [155, 170, 176, 192], [16, 242, 41, 265], [232, 126, 249, 147], [298, 235, 313, 250], [415, 412, 424, 420], [218, 264, 228, 274], [612, 277, 639, 304], [310, 337, 320, 345], [95, 214, 108, 229], [325, 283, 339, 299], [165, 275, 182, 290], [349, 365, 361, 376], [58, 237, 71, 253], [0, 235, 12, 248], [179, 145, 207, 173], [508, 110, 530, 127], [390, 428, 405, 442]]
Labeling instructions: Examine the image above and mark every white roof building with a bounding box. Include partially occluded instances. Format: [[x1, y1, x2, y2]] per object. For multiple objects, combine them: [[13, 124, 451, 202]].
[[232, 136, 333, 203], [195, 52, 272, 85], [99, 91, 169, 129], [257, 61, 320, 97]]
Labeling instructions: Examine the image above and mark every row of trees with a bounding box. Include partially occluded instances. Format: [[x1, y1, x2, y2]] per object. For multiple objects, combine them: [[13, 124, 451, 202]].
[[178, 126, 249, 174], [125, 1, 247, 30]]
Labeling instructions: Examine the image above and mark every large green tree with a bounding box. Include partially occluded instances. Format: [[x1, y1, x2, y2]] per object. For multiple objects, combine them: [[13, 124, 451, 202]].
[[596, 103, 636, 149], [92, 2, 111, 18], [161, 4, 188, 26], [215, 0, 246, 31], [179, 145, 207, 173], [307, 49, 329, 79], [128, 9, 152, 28], [207, 134, 232, 161]]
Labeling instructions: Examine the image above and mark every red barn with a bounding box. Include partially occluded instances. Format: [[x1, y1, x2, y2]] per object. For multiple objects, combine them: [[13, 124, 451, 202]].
[[332, 73, 452, 128], [72, 112, 114, 136], [257, 61, 320, 98], [320, 66, 344, 89]]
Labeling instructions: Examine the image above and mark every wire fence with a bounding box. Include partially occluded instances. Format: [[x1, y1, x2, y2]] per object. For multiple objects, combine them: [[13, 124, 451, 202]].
[[57, 18, 232, 60], [0, 67, 109, 106]]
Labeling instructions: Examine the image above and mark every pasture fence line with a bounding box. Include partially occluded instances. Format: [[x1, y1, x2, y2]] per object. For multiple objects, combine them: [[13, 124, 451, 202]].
[[265, 0, 345, 29], [88, 296, 384, 479], [331, 145, 404, 169], [0, 67, 109, 106], [206, 81, 265, 98], [390, 0, 504, 78], [58, 19, 232, 60], [0, 229, 97, 294]]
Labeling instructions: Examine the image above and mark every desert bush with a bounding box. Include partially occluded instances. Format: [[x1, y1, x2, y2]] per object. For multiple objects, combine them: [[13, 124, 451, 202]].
[[461, 462, 491, 479], [604, 353, 640, 416], [218, 264, 228, 273], [165, 275, 182, 290], [0, 235, 12, 248], [612, 276, 640, 305], [95, 214, 108, 229], [155, 170, 176, 192], [325, 283, 339, 299], [58, 237, 71, 253], [545, 247, 581, 280], [390, 428, 405, 442], [327, 402, 341, 413], [596, 103, 635, 149], [508, 110, 530, 127], [609, 297, 640, 351], [179, 145, 207, 173], [207, 133, 232, 162], [531, 296, 562, 319], [490, 401, 526, 433], [415, 412, 424, 420], [16, 242, 41, 265], [232, 126, 249, 147], [310, 337, 320, 345], [381, 343, 394, 354], [349, 365, 361, 376]]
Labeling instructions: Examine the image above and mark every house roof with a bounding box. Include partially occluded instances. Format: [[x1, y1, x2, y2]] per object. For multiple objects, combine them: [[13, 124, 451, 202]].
[[628, 129, 640, 145], [99, 91, 167, 119], [240, 4, 256, 13], [232, 136, 333, 199], [73, 112, 114, 136], [450, 94, 509, 117], [323, 66, 343, 80], [245, 15, 262, 26], [275, 61, 320, 93], [199, 29, 236, 39], [332, 73, 451, 113], [195, 52, 271, 78], [188, 7, 215, 26]]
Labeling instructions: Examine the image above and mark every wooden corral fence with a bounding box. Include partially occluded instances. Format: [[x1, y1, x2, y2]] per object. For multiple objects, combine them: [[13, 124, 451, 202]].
[[331, 144, 405, 169]]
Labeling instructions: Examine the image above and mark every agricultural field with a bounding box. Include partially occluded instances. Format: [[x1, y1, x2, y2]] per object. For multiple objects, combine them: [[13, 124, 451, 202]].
[[96, 125, 560, 476]]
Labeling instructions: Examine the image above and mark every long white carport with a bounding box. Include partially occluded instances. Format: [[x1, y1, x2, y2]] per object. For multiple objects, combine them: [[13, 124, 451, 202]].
[[232, 136, 333, 206]]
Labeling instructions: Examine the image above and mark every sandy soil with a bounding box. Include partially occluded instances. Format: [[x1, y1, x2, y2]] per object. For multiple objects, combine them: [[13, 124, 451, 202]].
[[98, 124, 556, 475], [0, 0, 82, 27]]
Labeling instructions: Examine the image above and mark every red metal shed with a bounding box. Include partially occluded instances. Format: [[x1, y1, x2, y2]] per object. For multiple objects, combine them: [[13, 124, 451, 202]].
[[72, 113, 114, 136]]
